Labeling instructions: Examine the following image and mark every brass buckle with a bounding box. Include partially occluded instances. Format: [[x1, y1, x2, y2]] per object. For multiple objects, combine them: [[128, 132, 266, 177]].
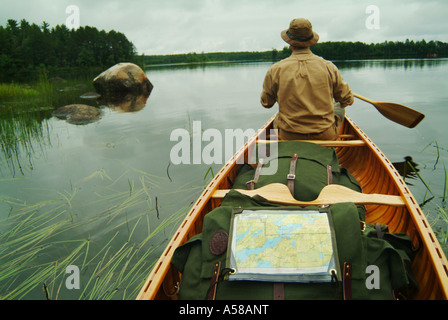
[[360, 221, 366, 232]]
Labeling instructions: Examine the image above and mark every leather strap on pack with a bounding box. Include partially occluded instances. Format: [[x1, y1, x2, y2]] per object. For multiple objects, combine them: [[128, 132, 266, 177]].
[[343, 262, 352, 300], [246, 158, 264, 190], [273, 283, 285, 300], [206, 261, 221, 300], [327, 165, 333, 185], [287, 153, 298, 196]]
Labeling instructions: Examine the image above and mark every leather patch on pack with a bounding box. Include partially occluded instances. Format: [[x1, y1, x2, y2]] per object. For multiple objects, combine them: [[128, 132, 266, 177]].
[[210, 230, 229, 256]]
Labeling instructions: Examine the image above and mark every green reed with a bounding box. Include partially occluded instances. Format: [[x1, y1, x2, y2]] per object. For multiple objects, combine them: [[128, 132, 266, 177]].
[[407, 151, 448, 251], [1, 70, 53, 104], [0, 83, 39, 99], [0, 68, 96, 105], [0, 70, 96, 177], [0, 168, 191, 300]]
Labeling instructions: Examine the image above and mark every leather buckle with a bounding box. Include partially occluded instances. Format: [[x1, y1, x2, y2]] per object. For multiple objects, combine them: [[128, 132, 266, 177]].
[[246, 180, 255, 190], [287, 153, 298, 196]]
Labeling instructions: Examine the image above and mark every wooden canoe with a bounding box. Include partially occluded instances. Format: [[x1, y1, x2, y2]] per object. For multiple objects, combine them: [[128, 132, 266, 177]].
[[136, 114, 448, 300]]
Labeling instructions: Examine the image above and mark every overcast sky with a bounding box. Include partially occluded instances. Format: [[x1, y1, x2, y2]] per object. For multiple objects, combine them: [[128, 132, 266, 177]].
[[1, 0, 447, 55]]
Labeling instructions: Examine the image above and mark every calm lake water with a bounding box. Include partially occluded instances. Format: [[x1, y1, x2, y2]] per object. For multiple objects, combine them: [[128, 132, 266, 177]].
[[0, 58, 447, 299]]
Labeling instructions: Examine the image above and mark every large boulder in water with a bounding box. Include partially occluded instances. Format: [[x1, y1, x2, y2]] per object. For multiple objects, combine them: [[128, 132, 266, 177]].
[[93, 63, 153, 96], [53, 104, 102, 125]]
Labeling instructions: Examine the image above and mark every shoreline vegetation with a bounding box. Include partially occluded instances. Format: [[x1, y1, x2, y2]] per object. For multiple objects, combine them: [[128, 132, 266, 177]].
[[1, 19, 448, 82]]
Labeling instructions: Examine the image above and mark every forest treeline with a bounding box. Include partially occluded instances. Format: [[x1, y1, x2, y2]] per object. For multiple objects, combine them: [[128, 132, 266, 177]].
[[0, 19, 138, 81], [1, 18, 447, 82], [144, 39, 448, 66]]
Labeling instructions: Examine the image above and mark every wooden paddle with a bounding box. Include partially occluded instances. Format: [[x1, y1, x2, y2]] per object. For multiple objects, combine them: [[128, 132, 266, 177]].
[[354, 93, 425, 128], [212, 183, 406, 207]]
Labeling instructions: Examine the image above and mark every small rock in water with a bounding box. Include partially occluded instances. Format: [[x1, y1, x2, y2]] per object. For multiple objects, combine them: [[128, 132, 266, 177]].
[[48, 77, 66, 83], [53, 104, 102, 125], [80, 92, 101, 100]]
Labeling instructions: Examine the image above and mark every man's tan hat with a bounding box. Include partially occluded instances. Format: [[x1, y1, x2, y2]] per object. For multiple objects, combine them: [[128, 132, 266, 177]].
[[281, 18, 319, 47]]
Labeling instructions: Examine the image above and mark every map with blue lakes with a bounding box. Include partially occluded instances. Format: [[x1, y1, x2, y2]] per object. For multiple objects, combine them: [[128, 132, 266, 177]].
[[228, 209, 337, 283]]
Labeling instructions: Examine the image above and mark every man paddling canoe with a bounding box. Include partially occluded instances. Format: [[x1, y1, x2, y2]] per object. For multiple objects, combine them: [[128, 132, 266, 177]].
[[261, 18, 354, 140]]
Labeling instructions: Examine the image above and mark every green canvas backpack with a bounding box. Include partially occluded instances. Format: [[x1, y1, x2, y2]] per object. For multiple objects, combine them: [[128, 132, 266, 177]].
[[171, 191, 417, 300], [170, 141, 417, 300]]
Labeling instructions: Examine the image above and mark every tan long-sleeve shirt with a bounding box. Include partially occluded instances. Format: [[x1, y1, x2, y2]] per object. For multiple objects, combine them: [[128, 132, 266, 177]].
[[261, 48, 353, 134]]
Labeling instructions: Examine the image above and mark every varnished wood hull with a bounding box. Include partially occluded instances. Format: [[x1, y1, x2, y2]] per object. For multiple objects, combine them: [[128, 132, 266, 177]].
[[137, 114, 448, 300]]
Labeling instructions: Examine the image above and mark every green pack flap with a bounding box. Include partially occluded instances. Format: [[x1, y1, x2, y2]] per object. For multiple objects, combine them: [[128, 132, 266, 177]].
[[170, 233, 202, 274], [363, 224, 418, 297], [255, 141, 341, 170], [233, 141, 361, 202]]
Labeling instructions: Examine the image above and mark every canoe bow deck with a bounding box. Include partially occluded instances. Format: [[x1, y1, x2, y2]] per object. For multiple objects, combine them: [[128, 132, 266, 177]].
[[137, 114, 448, 300]]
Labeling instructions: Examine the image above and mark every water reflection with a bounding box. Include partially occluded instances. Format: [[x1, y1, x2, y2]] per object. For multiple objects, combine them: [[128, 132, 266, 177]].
[[146, 58, 448, 73], [0, 105, 52, 177], [0, 75, 152, 175], [392, 156, 420, 185], [334, 58, 447, 71], [99, 92, 150, 113], [146, 60, 264, 72], [52, 91, 151, 125], [1, 58, 446, 179], [51, 91, 151, 125]]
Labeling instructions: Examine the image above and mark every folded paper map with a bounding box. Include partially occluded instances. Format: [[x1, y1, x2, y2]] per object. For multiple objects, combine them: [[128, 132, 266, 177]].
[[227, 209, 338, 283]]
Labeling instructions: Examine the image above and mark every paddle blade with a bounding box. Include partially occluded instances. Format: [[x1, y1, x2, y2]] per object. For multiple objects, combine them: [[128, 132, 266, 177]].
[[372, 101, 425, 128]]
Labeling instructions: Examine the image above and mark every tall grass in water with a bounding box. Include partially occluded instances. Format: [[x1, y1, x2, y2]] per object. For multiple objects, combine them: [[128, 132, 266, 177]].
[[0, 70, 53, 177], [0, 83, 39, 99], [406, 147, 448, 252], [0, 109, 50, 177], [0, 169, 190, 300], [36, 69, 55, 107], [0, 69, 95, 177], [0, 69, 54, 103]]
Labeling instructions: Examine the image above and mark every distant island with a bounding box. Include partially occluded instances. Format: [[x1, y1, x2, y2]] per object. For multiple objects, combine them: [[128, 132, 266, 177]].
[[143, 40, 448, 66], [1, 19, 447, 81]]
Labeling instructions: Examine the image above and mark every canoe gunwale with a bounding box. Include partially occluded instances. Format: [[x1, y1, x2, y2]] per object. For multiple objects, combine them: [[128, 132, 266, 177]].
[[343, 117, 448, 299]]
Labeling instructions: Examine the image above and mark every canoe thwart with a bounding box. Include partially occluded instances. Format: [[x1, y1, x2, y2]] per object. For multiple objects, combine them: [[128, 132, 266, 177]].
[[257, 140, 366, 147], [212, 183, 406, 207]]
